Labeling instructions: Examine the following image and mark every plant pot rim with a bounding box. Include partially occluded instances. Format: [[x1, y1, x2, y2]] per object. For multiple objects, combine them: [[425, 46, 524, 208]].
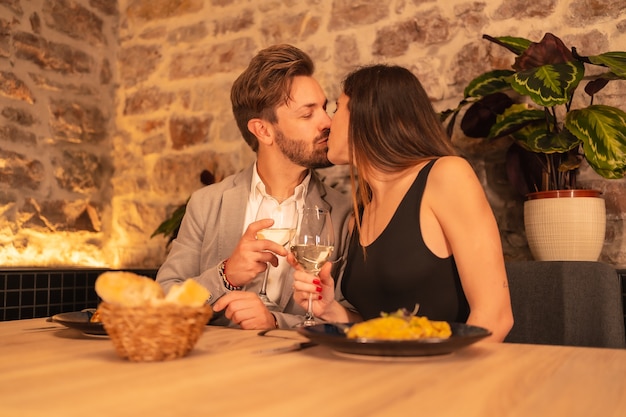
[[525, 189, 603, 200]]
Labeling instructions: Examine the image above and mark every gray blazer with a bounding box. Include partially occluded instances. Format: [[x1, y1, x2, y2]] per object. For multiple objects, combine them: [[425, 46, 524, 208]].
[[156, 164, 352, 328]]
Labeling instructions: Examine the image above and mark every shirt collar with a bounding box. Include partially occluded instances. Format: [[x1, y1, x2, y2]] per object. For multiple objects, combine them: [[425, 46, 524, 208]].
[[250, 162, 311, 203]]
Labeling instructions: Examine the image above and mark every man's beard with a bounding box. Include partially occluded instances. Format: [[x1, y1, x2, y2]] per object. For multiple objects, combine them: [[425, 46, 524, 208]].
[[274, 128, 333, 169]]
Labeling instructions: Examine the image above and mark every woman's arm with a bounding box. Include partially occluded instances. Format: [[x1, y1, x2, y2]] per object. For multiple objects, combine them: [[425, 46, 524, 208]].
[[424, 156, 514, 342]]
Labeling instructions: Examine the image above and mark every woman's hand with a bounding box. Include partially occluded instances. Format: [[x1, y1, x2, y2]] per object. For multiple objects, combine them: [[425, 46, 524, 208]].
[[287, 253, 336, 319]]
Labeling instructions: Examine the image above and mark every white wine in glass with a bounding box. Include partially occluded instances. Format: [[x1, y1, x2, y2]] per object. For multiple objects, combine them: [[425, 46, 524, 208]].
[[257, 228, 295, 247], [255, 200, 298, 311], [291, 206, 334, 327], [289, 245, 334, 273]]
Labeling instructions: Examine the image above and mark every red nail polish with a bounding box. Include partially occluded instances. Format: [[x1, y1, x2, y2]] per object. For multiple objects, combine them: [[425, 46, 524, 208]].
[[316, 286, 322, 293], [313, 278, 320, 285], [318, 295, 323, 300]]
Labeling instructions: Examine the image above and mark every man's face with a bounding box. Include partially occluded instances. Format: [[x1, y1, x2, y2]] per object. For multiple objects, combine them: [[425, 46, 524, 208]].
[[272, 76, 332, 169]]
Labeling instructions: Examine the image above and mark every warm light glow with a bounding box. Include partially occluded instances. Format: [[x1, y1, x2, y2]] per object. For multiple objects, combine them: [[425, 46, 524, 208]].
[[0, 229, 108, 267], [0, 214, 166, 269]]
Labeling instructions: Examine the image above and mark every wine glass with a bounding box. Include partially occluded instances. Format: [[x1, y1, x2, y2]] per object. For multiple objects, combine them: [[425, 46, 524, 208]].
[[291, 206, 334, 327], [255, 199, 298, 311]]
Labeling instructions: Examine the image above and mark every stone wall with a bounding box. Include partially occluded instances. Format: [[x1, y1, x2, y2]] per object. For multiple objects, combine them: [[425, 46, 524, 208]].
[[1, 0, 118, 266], [1, 0, 625, 268]]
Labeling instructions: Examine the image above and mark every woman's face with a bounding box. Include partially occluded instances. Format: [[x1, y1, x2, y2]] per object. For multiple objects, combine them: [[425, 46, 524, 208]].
[[328, 93, 350, 165]]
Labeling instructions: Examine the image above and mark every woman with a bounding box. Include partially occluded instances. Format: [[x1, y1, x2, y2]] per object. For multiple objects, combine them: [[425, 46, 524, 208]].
[[289, 64, 513, 341]]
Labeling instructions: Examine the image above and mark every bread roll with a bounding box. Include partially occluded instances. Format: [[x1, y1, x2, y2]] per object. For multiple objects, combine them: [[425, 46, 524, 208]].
[[165, 279, 210, 307], [95, 271, 164, 306]]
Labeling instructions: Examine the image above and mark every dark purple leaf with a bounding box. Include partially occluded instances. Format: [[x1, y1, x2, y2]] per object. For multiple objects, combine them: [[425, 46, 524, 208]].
[[460, 93, 513, 138], [584, 78, 609, 96], [513, 33, 574, 71]]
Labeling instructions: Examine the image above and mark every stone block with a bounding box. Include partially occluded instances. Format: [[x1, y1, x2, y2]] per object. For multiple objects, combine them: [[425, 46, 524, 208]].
[[169, 37, 256, 80], [0, 124, 37, 146], [0, 71, 35, 104], [13, 32, 93, 74], [260, 12, 321, 44], [1, 107, 35, 127], [49, 99, 108, 144], [493, 0, 557, 19], [210, 9, 254, 36], [123, 87, 175, 115], [330, 0, 389, 30], [0, 18, 12, 58], [52, 150, 109, 193], [126, 0, 204, 21], [0, 148, 44, 190], [43, 0, 106, 46], [119, 45, 162, 87], [169, 115, 213, 150]]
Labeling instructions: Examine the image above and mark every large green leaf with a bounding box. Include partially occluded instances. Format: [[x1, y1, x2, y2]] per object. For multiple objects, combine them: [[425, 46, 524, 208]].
[[510, 61, 585, 107], [482, 35, 532, 56], [511, 123, 580, 154], [464, 70, 514, 98], [488, 106, 544, 139], [586, 51, 626, 78], [510, 124, 550, 152], [566, 105, 626, 179]]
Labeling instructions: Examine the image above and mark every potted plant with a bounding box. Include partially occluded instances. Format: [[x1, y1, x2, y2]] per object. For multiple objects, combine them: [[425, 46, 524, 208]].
[[443, 32, 626, 261]]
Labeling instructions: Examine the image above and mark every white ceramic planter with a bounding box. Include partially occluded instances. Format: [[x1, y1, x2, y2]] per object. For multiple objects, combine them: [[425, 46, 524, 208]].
[[524, 190, 606, 261]]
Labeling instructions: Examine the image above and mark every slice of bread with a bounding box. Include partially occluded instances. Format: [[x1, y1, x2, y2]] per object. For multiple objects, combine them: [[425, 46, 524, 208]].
[[95, 271, 164, 306], [165, 279, 210, 307]]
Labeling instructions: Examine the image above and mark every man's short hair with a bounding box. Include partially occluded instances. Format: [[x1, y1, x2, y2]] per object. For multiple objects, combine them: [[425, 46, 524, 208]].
[[231, 44, 314, 151]]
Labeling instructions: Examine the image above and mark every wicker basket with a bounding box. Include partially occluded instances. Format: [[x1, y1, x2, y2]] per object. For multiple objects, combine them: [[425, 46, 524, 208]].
[[98, 301, 213, 362]]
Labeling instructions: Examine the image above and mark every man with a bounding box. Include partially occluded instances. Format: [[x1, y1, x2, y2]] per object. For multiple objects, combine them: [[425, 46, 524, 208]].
[[156, 44, 351, 329]]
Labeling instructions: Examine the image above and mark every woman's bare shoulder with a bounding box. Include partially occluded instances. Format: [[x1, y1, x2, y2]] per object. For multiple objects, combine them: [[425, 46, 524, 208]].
[[429, 156, 478, 185]]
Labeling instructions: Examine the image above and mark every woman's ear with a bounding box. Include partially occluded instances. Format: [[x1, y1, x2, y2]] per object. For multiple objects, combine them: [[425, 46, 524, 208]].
[[247, 119, 273, 146]]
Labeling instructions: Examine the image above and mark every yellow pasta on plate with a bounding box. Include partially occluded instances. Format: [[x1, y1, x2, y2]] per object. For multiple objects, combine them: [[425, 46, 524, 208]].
[[346, 310, 452, 340]]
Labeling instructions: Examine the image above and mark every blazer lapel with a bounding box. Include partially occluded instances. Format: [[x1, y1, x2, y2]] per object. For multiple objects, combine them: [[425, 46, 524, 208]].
[[218, 166, 253, 261]]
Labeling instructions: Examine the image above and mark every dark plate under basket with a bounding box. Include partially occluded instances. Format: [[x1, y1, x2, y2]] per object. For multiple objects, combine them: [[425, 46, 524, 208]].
[[297, 322, 491, 357], [51, 309, 107, 336]]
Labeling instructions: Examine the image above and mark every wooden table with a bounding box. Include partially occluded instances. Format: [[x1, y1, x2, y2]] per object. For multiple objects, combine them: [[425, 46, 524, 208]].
[[1, 318, 625, 417]]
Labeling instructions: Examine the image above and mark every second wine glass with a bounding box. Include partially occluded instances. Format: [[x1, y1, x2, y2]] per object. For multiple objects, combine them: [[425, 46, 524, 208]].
[[255, 199, 298, 311], [291, 206, 334, 327]]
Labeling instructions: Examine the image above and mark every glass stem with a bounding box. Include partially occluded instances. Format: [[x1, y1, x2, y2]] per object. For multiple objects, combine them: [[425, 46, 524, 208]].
[[305, 293, 314, 320], [303, 270, 319, 324], [259, 264, 270, 296]]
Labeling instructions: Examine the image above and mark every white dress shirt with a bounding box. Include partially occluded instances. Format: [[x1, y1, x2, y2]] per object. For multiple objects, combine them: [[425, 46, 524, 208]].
[[242, 164, 310, 302]]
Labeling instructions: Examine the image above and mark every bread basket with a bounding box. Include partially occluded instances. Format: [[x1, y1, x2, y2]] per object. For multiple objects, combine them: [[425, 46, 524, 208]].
[[98, 301, 213, 362]]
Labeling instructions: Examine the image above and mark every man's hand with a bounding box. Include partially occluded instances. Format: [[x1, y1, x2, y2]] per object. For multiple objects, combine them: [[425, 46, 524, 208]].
[[212, 291, 276, 329], [225, 219, 288, 287]]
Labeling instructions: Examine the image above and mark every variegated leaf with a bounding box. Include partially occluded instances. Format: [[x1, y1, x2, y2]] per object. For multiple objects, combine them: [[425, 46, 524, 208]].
[[510, 61, 584, 107], [512, 124, 579, 154], [489, 106, 544, 139], [483, 35, 532, 56], [565, 105, 626, 179], [464, 70, 514, 98], [587, 52, 626, 78]]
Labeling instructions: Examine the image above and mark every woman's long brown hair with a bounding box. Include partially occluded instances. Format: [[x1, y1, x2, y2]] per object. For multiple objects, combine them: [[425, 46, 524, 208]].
[[341, 64, 457, 235]]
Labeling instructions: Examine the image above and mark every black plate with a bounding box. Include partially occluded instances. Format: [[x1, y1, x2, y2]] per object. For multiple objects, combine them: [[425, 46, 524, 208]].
[[51, 309, 107, 336], [297, 322, 491, 357]]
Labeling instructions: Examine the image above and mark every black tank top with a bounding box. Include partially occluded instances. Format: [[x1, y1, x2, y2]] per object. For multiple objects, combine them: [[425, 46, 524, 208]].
[[341, 159, 470, 322]]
